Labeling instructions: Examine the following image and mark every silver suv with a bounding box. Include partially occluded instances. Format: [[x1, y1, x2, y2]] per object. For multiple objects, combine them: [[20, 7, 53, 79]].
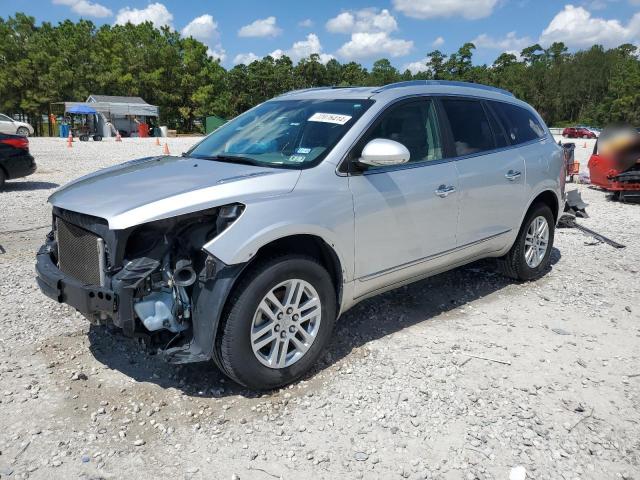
[[36, 81, 564, 389]]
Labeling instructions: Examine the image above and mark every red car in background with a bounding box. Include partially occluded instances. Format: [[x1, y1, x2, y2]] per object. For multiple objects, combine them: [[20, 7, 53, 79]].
[[562, 127, 597, 139]]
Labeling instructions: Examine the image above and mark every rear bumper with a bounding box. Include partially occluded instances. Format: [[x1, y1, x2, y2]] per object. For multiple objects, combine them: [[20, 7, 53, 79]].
[[36, 242, 116, 319], [4, 152, 36, 179]]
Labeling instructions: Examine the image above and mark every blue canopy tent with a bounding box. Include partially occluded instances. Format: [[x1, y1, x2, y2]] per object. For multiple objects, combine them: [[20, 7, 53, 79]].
[[63, 104, 101, 141], [66, 104, 97, 115]]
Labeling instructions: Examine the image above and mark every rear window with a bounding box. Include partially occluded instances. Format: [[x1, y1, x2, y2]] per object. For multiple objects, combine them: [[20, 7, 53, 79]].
[[441, 99, 496, 157], [490, 101, 545, 145]]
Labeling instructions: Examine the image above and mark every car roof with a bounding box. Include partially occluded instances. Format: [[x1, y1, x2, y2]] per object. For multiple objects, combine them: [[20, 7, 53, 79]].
[[275, 80, 520, 104]]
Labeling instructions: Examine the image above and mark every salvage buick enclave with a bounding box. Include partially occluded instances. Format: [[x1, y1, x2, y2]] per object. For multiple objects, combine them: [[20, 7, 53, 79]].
[[36, 81, 564, 389]]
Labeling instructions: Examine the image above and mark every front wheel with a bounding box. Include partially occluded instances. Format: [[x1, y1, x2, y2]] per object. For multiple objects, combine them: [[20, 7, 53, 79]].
[[16, 127, 29, 137], [218, 255, 336, 390], [497, 203, 555, 281]]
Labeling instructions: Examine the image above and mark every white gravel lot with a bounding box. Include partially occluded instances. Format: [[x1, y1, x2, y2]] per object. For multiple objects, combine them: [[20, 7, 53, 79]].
[[0, 136, 638, 480]]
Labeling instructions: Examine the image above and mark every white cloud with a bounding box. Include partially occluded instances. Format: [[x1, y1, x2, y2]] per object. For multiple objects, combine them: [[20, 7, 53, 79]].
[[337, 32, 413, 59], [238, 16, 282, 38], [208, 47, 226, 62], [115, 2, 173, 28], [233, 52, 260, 65], [298, 19, 314, 28], [403, 58, 430, 74], [52, 0, 112, 18], [270, 33, 334, 63], [182, 14, 219, 42], [181, 15, 224, 61], [326, 8, 398, 34], [472, 31, 533, 50], [393, 0, 499, 20], [539, 5, 640, 48], [432, 36, 445, 47]]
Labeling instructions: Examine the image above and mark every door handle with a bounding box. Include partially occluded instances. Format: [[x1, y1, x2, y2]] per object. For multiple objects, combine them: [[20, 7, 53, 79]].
[[434, 185, 456, 198], [505, 170, 522, 181]]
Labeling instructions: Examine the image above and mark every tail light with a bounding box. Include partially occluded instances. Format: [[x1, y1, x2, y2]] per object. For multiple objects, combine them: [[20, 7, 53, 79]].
[[0, 137, 29, 150]]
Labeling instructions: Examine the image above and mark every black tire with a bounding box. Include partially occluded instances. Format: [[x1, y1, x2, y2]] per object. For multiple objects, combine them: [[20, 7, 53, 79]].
[[0, 169, 6, 188], [16, 127, 29, 137], [79, 135, 89, 142], [218, 255, 336, 390], [497, 203, 555, 281], [93, 135, 103, 142]]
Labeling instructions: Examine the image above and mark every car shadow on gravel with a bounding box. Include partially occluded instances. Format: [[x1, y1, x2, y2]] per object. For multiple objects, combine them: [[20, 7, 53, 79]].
[[87, 248, 561, 398], [1, 181, 59, 191]]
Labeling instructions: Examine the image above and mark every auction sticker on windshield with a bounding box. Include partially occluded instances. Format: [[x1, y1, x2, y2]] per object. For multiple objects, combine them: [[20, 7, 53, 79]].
[[308, 112, 352, 125]]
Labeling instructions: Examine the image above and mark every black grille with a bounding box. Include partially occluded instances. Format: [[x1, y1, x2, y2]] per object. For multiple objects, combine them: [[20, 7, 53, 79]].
[[56, 218, 101, 285]]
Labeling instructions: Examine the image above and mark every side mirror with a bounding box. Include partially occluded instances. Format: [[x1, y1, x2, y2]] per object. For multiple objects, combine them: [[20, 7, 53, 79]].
[[357, 138, 410, 168]]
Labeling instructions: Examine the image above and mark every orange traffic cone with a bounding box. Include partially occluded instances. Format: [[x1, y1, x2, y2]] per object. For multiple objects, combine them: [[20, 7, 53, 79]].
[[67, 131, 73, 148], [163, 142, 170, 155], [155, 136, 161, 146], [115, 131, 122, 142]]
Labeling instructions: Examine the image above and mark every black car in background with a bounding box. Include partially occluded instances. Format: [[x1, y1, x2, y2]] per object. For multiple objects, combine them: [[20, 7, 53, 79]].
[[0, 133, 36, 187]]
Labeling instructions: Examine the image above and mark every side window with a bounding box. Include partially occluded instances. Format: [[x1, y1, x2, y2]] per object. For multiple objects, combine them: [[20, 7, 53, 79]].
[[0, 114, 12, 122], [490, 101, 545, 144], [485, 104, 509, 148], [363, 99, 443, 165], [441, 99, 496, 157]]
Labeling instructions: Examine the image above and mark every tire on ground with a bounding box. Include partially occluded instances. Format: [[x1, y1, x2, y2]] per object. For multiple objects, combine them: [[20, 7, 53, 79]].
[[218, 254, 336, 390], [497, 202, 555, 281]]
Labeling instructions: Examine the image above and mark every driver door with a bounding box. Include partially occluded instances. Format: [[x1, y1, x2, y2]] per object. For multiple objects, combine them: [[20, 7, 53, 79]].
[[0, 115, 14, 134], [348, 98, 460, 298]]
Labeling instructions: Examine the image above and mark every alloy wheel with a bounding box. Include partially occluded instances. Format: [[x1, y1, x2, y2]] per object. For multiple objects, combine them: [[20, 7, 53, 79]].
[[524, 216, 549, 268], [250, 279, 322, 369]]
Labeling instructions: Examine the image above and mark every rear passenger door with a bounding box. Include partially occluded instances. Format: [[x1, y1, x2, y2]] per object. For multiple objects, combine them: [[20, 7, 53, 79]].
[[440, 97, 526, 249]]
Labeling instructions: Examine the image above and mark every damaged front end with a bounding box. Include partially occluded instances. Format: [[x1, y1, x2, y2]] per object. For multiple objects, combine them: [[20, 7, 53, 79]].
[[36, 204, 246, 364]]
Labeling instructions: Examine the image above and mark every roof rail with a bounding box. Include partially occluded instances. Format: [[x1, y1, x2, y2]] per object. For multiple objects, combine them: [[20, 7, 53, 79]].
[[278, 85, 357, 97], [372, 80, 514, 97]]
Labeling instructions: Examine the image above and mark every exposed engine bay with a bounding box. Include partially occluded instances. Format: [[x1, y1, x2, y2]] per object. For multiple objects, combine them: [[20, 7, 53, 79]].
[[36, 203, 246, 365]]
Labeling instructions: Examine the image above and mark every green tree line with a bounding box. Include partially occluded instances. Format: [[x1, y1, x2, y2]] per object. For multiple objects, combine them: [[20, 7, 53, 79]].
[[2, 13, 640, 135]]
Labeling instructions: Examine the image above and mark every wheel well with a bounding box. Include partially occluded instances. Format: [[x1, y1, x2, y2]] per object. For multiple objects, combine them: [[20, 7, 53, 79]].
[[530, 190, 560, 222], [249, 234, 343, 304]]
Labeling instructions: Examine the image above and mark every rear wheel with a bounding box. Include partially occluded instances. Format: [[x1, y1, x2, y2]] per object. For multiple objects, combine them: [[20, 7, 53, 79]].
[[93, 135, 103, 142], [497, 203, 555, 281], [16, 127, 29, 137], [0, 169, 6, 188], [218, 255, 336, 390]]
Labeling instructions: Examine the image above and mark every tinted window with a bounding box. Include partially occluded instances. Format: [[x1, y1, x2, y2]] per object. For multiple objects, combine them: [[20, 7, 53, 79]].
[[490, 101, 545, 144], [441, 99, 496, 156], [364, 99, 443, 165], [486, 105, 509, 148]]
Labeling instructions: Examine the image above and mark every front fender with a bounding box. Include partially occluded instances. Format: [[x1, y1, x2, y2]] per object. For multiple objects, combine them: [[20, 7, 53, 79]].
[[202, 192, 354, 282]]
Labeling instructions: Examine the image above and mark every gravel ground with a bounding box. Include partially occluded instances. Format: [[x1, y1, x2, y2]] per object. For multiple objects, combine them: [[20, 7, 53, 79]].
[[0, 137, 638, 480]]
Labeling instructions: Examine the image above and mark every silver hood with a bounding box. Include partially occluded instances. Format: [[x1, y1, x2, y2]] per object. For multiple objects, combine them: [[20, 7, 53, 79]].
[[48, 155, 301, 230]]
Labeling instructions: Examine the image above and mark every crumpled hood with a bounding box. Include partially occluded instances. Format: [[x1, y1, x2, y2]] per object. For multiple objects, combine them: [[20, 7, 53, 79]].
[[48, 155, 301, 229]]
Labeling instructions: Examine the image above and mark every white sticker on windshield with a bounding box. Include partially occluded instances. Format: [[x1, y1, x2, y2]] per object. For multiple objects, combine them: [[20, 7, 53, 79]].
[[308, 112, 352, 125], [289, 155, 306, 163]]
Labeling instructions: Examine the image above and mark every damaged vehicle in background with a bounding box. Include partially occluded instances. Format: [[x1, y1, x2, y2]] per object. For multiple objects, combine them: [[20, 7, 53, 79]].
[[36, 81, 564, 390]]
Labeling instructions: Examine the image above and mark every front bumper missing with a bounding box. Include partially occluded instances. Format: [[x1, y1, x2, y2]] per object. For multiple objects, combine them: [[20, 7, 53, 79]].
[[36, 243, 117, 319], [35, 227, 247, 366], [35, 237, 156, 336]]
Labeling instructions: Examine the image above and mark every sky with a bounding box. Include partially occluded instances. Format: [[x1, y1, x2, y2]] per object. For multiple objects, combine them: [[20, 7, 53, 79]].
[[3, 0, 640, 72]]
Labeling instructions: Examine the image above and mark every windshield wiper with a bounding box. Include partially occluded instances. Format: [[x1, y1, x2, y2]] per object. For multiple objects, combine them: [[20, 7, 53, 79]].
[[191, 154, 263, 167]]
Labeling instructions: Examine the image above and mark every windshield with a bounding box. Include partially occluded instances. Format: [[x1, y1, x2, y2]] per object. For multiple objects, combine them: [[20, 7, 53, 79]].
[[188, 99, 373, 169]]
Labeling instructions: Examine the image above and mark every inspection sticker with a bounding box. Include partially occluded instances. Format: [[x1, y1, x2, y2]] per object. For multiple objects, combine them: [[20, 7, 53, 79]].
[[308, 112, 352, 125], [296, 147, 311, 154]]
